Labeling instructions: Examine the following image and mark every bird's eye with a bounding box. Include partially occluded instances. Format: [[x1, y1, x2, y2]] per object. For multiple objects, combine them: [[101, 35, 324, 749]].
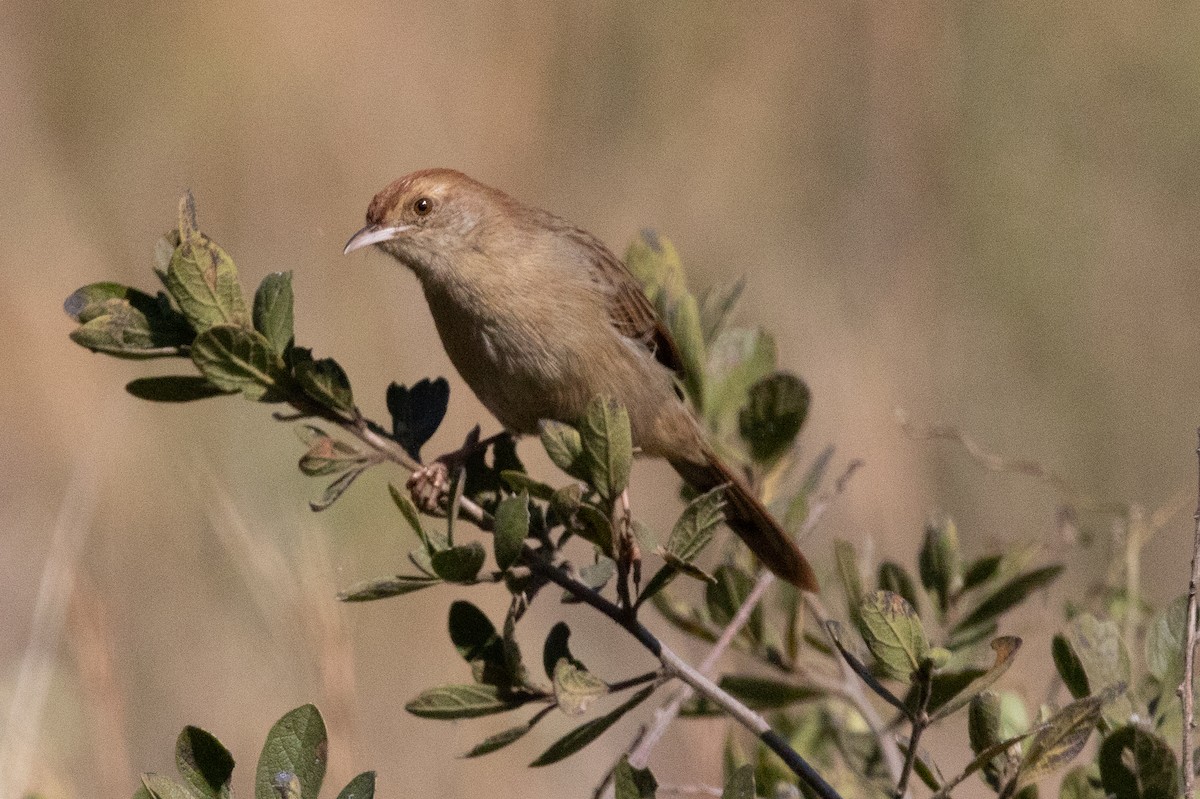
[[413, 197, 432, 216]]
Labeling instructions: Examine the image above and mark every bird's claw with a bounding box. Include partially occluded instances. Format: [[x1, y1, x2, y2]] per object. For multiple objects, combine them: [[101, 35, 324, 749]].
[[407, 460, 452, 514]]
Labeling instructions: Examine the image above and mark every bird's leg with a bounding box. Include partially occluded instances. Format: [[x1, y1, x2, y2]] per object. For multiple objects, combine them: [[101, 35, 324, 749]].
[[407, 426, 510, 514], [614, 488, 641, 612]]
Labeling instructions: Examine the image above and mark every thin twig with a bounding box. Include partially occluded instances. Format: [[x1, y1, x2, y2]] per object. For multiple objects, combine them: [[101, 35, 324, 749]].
[[623, 459, 864, 778], [894, 663, 933, 798], [526, 552, 843, 799], [1179, 428, 1200, 796], [627, 570, 775, 770], [896, 409, 1126, 515], [805, 594, 907, 789]]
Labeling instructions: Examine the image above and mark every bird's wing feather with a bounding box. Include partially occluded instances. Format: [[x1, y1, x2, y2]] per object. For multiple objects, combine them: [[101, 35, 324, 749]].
[[561, 226, 684, 376]]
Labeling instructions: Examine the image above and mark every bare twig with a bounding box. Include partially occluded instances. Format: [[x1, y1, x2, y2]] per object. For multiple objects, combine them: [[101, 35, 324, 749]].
[[805, 594, 907, 789], [896, 409, 1126, 515], [527, 552, 843, 799], [1180, 428, 1200, 796], [622, 458, 864, 777], [894, 663, 933, 798]]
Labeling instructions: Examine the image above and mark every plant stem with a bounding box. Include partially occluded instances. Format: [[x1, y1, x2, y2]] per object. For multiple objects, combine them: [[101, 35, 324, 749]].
[[1180, 428, 1200, 797], [526, 551, 843, 799], [894, 662, 933, 799]]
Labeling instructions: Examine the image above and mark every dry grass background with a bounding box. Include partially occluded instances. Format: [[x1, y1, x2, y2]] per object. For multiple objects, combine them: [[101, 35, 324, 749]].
[[3, 2, 1200, 797]]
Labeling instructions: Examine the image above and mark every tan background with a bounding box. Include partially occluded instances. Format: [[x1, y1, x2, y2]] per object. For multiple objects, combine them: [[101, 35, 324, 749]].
[[3, 2, 1199, 797]]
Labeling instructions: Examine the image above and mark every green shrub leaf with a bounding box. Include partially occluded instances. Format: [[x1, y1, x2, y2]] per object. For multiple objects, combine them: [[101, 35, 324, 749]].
[[405, 684, 525, 719], [579, 397, 633, 501], [1097, 726, 1179, 799], [856, 590, 928, 681], [252, 272, 294, 355], [431, 543, 486, 584], [386, 378, 450, 461], [191, 325, 287, 401], [337, 574, 440, 601], [530, 685, 655, 767], [126, 376, 227, 402], [493, 493, 530, 572], [334, 772, 375, 799], [737, 372, 809, 465], [175, 725, 234, 799], [254, 704, 326, 799]]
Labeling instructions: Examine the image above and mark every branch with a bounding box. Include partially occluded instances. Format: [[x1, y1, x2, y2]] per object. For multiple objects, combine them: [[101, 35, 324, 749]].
[[525, 551, 843, 799], [1180, 428, 1200, 797]]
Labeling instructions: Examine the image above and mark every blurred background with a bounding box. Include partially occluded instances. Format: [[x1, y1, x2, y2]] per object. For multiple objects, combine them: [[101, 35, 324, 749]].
[[3, 2, 1199, 797]]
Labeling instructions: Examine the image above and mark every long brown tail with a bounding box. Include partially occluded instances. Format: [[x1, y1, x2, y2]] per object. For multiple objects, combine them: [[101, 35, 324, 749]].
[[669, 445, 819, 592]]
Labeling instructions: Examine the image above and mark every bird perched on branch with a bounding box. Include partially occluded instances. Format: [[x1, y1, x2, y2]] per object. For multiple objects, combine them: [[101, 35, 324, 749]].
[[344, 169, 817, 592]]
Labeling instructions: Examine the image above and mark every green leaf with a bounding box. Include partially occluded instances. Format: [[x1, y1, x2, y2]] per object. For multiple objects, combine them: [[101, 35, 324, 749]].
[[1016, 692, 1108, 787], [191, 325, 287, 401], [614, 755, 658, 799], [553, 659, 608, 716], [668, 292, 706, 411], [461, 715, 547, 759], [296, 426, 364, 477], [833, 539, 866, 631], [579, 397, 633, 500], [294, 357, 354, 414], [717, 675, 820, 710], [1063, 614, 1134, 727], [539, 420, 586, 479], [386, 378, 450, 461], [698, 277, 746, 345], [252, 272, 294, 355], [918, 515, 962, 615], [530, 685, 656, 767], [309, 466, 367, 511], [856, 590, 929, 681], [500, 470, 555, 501], [1060, 765, 1106, 799], [1145, 595, 1188, 682], [968, 691, 1028, 789], [334, 772, 375, 799], [1052, 633, 1091, 699], [126, 376, 228, 402], [337, 574, 440, 601], [67, 287, 193, 358], [493, 493, 530, 572], [254, 704, 326, 799], [164, 207, 250, 332], [176, 725, 234, 799], [737, 372, 809, 465], [448, 601, 509, 686], [387, 483, 430, 549], [877, 561, 921, 614], [720, 764, 754, 799], [405, 684, 525, 719], [139, 775, 195, 799], [705, 328, 776, 433], [962, 554, 1003, 592], [1097, 726, 1179, 799], [952, 564, 1063, 637], [824, 620, 908, 714], [542, 623, 577, 682], [929, 636, 1023, 722], [431, 543, 486, 584], [624, 230, 685, 301], [665, 486, 726, 564]]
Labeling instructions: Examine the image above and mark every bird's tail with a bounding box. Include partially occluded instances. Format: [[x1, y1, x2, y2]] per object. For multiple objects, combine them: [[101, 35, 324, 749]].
[[669, 445, 819, 592]]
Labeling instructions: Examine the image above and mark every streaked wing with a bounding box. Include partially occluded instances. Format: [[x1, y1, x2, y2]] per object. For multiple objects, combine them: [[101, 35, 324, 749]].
[[563, 227, 684, 376]]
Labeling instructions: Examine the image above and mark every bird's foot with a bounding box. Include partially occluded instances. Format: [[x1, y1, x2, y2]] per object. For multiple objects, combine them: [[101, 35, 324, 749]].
[[407, 460, 452, 514]]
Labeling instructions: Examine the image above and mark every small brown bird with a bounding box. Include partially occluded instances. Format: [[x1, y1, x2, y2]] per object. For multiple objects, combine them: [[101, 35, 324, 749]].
[[344, 169, 817, 592]]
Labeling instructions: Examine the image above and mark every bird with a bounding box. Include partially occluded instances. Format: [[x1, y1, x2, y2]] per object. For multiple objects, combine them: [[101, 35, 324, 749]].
[[343, 169, 817, 592]]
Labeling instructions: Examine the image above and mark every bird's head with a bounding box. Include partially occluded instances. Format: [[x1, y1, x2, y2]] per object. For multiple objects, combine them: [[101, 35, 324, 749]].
[[343, 168, 499, 277]]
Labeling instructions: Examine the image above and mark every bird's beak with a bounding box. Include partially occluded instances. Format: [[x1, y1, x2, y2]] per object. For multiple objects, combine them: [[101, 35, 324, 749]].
[[343, 224, 412, 255]]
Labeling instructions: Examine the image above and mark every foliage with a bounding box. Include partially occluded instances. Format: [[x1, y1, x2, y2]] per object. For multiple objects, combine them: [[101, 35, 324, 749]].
[[65, 196, 1195, 799], [131, 705, 373, 799]]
